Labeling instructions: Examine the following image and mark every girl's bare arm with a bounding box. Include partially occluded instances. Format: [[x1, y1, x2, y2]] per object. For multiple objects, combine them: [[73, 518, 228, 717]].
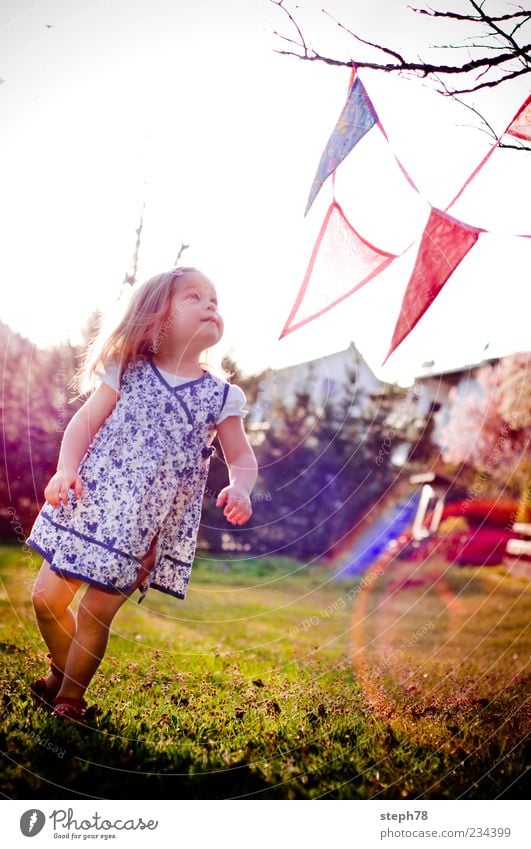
[[215, 416, 258, 524], [45, 382, 119, 507]]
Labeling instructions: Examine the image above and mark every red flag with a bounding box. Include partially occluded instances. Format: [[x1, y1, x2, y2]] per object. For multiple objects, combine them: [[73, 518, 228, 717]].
[[279, 201, 396, 338], [383, 208, 483, 363], [505, 95, 531, 142]]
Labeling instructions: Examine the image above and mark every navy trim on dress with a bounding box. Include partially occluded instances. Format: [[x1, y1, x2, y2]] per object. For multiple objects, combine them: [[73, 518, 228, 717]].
[[149, 581, 185, 600], [174, 394, 193, 424], [41, 511, 142, 563], [220, 382, 230, 413], [26, 538, 55, 564], [149, 358, 208, 393], [26, 538, 136, 594], [50, 565, 135, 594], [146, 553, 191, 599], [163, 554, 193, 568]]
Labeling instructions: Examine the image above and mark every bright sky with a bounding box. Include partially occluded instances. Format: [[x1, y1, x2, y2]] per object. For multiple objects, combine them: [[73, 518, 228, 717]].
[[0, 0, 529, 386]]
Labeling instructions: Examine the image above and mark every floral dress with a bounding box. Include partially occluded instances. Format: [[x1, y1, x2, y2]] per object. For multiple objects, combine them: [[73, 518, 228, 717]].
[[26, 355, 241, 601]]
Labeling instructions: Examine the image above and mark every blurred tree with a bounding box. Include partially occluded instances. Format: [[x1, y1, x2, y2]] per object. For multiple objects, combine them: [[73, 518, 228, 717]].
[[439, 353, 531, 508], [211, 362, 406, 561], [198, 352, 268, 554], [0, 322, 83, 538]]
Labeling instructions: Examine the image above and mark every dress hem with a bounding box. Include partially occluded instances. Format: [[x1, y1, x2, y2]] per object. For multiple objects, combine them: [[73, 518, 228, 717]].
[[26, 538, 137, 595], [50, 565, 135, 594], [149, 581, 186, 600], [27, 538, 189, 600], [26, 538, 55, 564]]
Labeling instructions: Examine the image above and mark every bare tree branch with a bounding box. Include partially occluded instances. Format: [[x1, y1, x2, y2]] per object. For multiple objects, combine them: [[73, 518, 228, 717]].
[[498, 139, 531, 150], [409, 5, 531, 23], [273, 34, 530, 77], [447, 64, 530, 93], [468, 0, 525, 62], [510, 15, 531, 36], [430, 42, 510, 50], [322, 9, 407, 64], [274, 0, 308, 56], [271, 1, 531, 100], [434, 72, 531, 151]]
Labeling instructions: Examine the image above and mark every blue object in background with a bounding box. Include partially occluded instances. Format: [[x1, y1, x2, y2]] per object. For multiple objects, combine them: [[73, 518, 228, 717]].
[[331, 492, 422, 580]]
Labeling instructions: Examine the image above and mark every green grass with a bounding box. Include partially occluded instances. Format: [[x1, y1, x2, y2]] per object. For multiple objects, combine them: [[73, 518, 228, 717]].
[[0, 544, 529, 799]]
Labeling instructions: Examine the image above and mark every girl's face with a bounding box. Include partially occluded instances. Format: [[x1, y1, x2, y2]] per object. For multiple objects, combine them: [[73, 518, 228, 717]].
[[167, 272, 224, 350]]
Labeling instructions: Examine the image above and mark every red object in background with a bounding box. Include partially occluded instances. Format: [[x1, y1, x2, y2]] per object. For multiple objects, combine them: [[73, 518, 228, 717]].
[[396, 498, 521, 566], [441, 498, 520, 527], [445, 528, 515, 566], [440, 498, 519, 565]]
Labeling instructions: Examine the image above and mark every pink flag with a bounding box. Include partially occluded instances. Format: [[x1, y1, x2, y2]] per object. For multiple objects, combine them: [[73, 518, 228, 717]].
[[447, 94, 531, 210], [279, 201, 396, 338], [506, 95, 531, 142], [383, 208, 483, 363]]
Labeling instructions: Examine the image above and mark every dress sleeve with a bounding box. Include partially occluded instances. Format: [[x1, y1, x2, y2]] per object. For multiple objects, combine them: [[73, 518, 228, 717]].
[[95, 359, 121, 393], [217, 384, 249, 425]]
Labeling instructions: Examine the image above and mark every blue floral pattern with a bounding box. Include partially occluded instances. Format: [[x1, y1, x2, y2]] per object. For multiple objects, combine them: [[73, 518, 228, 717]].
[[26, 355, 231, 600]]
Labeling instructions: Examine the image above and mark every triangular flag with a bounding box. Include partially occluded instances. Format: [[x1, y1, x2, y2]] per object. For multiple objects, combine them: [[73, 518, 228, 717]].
[[280, 200, 396, 338], [305, 73, 378, 216], [505, 94, 531, 142], [447, 94, 531, 210], [383, 208, 483, 363]]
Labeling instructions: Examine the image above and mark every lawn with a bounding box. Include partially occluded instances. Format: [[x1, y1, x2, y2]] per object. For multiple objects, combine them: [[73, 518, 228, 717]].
[[0, 543, 529, 799]]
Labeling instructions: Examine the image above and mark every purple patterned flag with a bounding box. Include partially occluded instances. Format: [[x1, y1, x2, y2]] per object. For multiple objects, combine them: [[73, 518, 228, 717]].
[[305, 72, 378, 216]]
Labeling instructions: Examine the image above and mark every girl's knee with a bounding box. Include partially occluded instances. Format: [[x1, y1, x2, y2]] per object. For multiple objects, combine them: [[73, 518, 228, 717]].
[[32, 559, 80, 619], [78, 586, 128, 625], [32, 587, 68, 621]]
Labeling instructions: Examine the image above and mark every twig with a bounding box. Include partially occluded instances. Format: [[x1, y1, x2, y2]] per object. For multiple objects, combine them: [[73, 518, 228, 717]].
[[441, 65, 530, 94], [429, 42, 509, 50], [409, 5, 531, 23], [435, 74, 499, 141], [272, 0, 309, 56], [174, 241, 189, 266], [510, 16, 530, 37], [468, 0, 524, 57], [322, 9, 407, 64], [498, 140, 531, 150]]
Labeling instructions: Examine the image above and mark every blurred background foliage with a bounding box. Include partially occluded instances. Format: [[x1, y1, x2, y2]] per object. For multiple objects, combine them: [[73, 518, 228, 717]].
[[1, 316, 529, 560]]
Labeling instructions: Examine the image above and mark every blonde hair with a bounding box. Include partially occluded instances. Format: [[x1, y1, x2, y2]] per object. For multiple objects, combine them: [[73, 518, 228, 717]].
[[71, 266, 232, 398]]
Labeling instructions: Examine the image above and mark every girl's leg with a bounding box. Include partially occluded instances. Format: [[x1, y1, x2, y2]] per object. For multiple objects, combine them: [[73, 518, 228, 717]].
[[55, 581, 137, 701], [31, 560, 84, 683]]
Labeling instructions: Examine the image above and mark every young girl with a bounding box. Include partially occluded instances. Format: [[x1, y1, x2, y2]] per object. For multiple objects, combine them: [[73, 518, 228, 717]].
[[25, 266, 258, 723]]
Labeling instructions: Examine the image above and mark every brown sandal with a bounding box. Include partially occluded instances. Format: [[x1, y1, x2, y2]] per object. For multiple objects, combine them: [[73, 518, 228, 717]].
[[30, 653, 64, 709], [51, 695, 88, 723]]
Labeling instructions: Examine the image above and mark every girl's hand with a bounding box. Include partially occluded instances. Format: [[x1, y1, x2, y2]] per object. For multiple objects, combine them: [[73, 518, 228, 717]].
[[216, 484, 253, 525], [44, 470, 83, 508]]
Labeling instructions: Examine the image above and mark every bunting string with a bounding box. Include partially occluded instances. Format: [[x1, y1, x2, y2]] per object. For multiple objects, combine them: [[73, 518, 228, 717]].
[[280, 67, 530, 363]]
